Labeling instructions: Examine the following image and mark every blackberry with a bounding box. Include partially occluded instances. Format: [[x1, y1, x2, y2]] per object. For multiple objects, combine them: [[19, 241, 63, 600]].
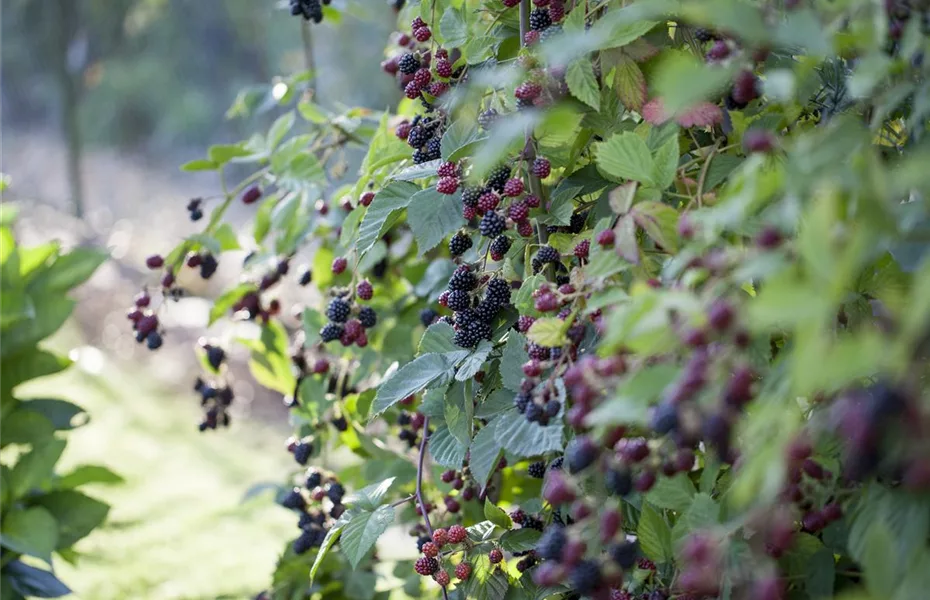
[[606, 468, 633, 497], [454, 320, 490, 348], [419, 308, 438, 327], [416, 535, 432, 552], [537, 245, 560, 264], [461, 186, 483, 207], [281, 488, 306, 510], [524, 516, 544, 531], [320, 323, 344, 342], [550, 456, 564, 470], [569, 560, 602, 595], [306, 470, 323, 489], [146, 331, 163, 350], [693, 27, 714, 42], [359, 306, 377, 328], [293, 531, 315, 554], [449, 233, 473, 256], [485, 278, 511, 306], [356, 280, 373, 300], [479, 211, 507, 238], [651, 400, 679, 434], [514, 392, 531, 413], [478, 109, 498, 130], [532, 157, 551, 178], [528, 461, 546, 478], [330, 416, 348, 431], [327, 298, 351, 323], [489, 235, 512, 260], [529, 8, 552, 30], [538, 23, 562, 42], [546, 400, 561, 417], [294, 442, 313, 465], [412, 149, 429, 164], [525, 401, 545, 424], [398, 53, 420, 75], [299, 269, 312, 286], [448, 266, 478, 291], [527, 343, 550, 360], [609, 540, 638, 570], [426, 138, 442, 160], [415, 556, 440, 576], [532, 257, 543, 274], [474, 300, 500, 323], [565, 436, 599, 474], [536, 525, 567, 560], [407, 126, 429, 148], [487, 165, 511, 192], [200, 254, 219, 279], [446, 290, 472, 311], [569, 211, 587, 233], [326, 482, 345, 503]]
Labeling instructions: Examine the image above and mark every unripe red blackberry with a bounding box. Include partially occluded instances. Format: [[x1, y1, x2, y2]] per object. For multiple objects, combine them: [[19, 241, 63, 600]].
[[489, 235, 512, 261], [706, 39, 730, 61], [432, 528, 449, 547], [524, 30, 541, 45], [448, 524, 467, 543], [597, 229, 615, 247], [532, 157, 551, 178], [756, 226, 783, 249], [395, 121, 411, 140], [145, 254, 164, 269], [332, 257, 348, 274], [437, 161, 457, 177], [508, 200, 529, 221], [489, 548, 503, 564], [356, 280, 373, 300], [477, 191, 500, 213], [415, 556, 440, 576], [414, 26, 431, 42], [503, 0, 520, 6], [161, 270, 176, 288], [515, 81, 543, 100], [360, 191, 375, 207], [463, 204, 477, 220], [517, 220, 534, 237], [437, 176, 459, 194], [435, 59, 453, 78], [517, 315, 536, 332], [404, 81, 422, 99], [573, 239, 590, 259], [503, 178, 524, 197], [433, 570, 450, 587], [743, 128, 776, 153], [422, 541, 439, 557], [413, 68, 432, 88], [382, 57, 399, 75], [454, 562, 471, 581], [242, 185, 262, 205], [525, 194, 541, 208], [548, 1, 565, 22], [707, 299, 734, 330]]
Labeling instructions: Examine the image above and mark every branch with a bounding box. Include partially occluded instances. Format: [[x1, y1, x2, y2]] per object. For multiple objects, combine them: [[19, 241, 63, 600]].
[[415, 416, 450, 600], [390, 494, 416, 508]]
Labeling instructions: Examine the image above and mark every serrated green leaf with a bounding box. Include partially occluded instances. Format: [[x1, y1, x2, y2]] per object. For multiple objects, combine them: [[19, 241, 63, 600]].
[[540, 185, 582, 226], [500, 333, 529, 392], [267, 111, 295, 151], [494, 408, 563, 457], [391, 160, 443, 182], [513, 275, 546, 317], [439, 6, 468, 47], [632, 201, 679, 252], [644, 474, 695, 512], [371, 353, 457, 417], [861, 521, 896, 597], [428, 425, 468, 468], [652, 137, 679, 189], [441, 119, 488, 163], [445, 381, 472, 447], [33, 490, 109, 548], [469, 419, 503, 486], [671, 493, 719, 542], [407, 187, 465, 256], [344, 478, 396, 511], [457, 340, 493, 381], [340, 504, 395, 569], [309, 514, 349, 583], [596, 132, 657, 185], [636, 502, 672, 563], [806, 548, 836, 599], [484, 499, 512, 530], [208, 144, 252, 165], [526, 317, 569, 348], [500, 528, 541, 553], [298, 101, 328, 124], [9, 438, 66, 499], [566, 59, 600, 111], [651, 51, 737, 116], [357, 181, 418, 256], [418, 323, 458, 355], [612, 55, 646, 111]]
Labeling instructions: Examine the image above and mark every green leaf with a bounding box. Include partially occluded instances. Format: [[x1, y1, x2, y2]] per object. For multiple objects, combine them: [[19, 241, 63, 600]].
[[56, 465, 123, 489], [457, 340, 493, 382], [469, 419, 504, 486], [9, 438, 66, 498], [441, 119, 488, 163], [439, 6, 468, 47], [612, 55, 647, 111], [309, 514, 349, 584], [212, 223, 240, 251], [596, 132, 657, 185], [27, 247, 107, 293], [207, 144, 252, 165], [652, 137, 679, 189], [407, 188, 465, 256], [566, 59, 600, 111], [476, 389, 513, 419], [500, 333, 529, 392], [526, 317, 569, 348], [0, 411, 54, 447], [484, 499, 512, 530], [672, 493, 720, 541], [239, 321, 296, 396], [208, 283, 255, 325], [33, 491, 108, 548], [180, 159, 218, 172], [632, 201, 679, 252], [861, 521, 897, 598], [644, 474, 695, 512], [445, 381, 472, 447], [500, 528, 541, 553], [651, 51, 737, 116], [461, 554, 509, 600], [513, 275, 547, 317], [0, 506, 58, 563], [298, 100, 328, 124], [20, 399, 87, 430], [391, 160, 443, 182], [539, 185, 582, 226], [370, 353, 457, 417], [3, 560, 70, 598], [806, 548, 836, 599], [267, 111, 295, 151], [357, 181, 418, 256], [428, 425, 468, 468], [418, 323, 458, 355], [636, 502, 672, 563], [330, 507, 393, 571], [344, 477, 396, 511], [494, 408, 563, 457]]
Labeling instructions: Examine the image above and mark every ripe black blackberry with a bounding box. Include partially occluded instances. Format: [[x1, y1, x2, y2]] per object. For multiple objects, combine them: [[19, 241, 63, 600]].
[[146, 331, 163, 350], [293, 441, 313, 465], [550, 456, 564, 470], [398, 53, 420, 75], [569, 211, 587, 233], [477, 108, 498, 130], [525, 401, 545, 424], [406, 126, 429, 148], [326, 298, 351, 323], [326, 482, 345, 503], [412, 149, 429, 164], [293, 531, 314, 554], [606, 468, 633, 497], [569, 560, 602, 595], [320, 322, 344, 342], [487, 165, 511, 192], [448, 266, 477, 291], [531, 257, 543, 274], [537, 245, 560, 264], [454, 320, 489, 348], [461, 186, 483, 207], [609, 540, 638, 569], [416, 535, 432, 552], [306, 470, 323, 489], [281, 488, 306, 510], [693, 27, 714, 42], [479, 211, 506, 238], [200, 254, 219, 279], [514, 392, 531, 413], [529, 8, 552, 30], [419, 308, 438, 327], [425, 138, 442, 160], [291, 0, 323, 23], [299, 269, 312, 286], [528, 461, 546, 478], [474, 300, 500, 323], [489, 235, 512, 260], [449, 233, 473, 256], [565, 436, 599, 474], [446, 289, 471, 311], [536, 525, 566, 560], [359, 306, 377, 328], [484, 278, 511, 306]]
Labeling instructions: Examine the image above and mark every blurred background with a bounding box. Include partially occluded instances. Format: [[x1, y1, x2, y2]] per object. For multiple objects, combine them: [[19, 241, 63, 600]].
[[1, 1, 400, 597]]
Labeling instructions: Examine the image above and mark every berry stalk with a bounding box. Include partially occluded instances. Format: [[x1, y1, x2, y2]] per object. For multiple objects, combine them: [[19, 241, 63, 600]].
[[415, 416, 450, 600]]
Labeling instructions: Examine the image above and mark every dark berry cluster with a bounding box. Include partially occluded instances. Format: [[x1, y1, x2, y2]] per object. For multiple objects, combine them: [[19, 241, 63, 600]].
[[281, 463, 346, 555], [193, 376, 234, 431], [289, 0, 331, 24], [318, 279, 379, 348]]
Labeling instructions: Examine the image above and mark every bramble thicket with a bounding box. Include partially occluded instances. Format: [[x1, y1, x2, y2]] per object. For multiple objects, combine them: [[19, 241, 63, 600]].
[[132, 0, 930, 598]]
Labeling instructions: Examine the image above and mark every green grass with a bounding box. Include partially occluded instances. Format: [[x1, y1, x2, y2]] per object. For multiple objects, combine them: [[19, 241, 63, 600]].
[[20, 324, 295, 600]]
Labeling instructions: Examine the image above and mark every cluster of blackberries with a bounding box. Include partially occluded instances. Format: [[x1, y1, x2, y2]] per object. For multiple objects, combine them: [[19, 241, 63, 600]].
[[396, 408, 425, 448], [126, 291, 164, 350], [186, 198, 203, 221], [193, 376, 234, 431], [413, 526, 471, 588], [437, 267, 514, 349], [509, 508, 544, 531], [381, 18, 457, 104], [281, 466, 346, 555], [319, 281, 378, 347], [397, 114, 444, 164], [289, 0, 331, 24], [185, 252, 219, 280]]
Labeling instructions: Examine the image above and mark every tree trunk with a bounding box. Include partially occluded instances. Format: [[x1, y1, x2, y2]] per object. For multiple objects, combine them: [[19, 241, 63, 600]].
[[52, 0, 85, 219]]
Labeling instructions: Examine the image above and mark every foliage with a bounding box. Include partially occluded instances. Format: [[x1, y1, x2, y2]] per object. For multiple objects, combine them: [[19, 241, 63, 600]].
[[143, 0, 930, 599], [0, 211, 117, 599]]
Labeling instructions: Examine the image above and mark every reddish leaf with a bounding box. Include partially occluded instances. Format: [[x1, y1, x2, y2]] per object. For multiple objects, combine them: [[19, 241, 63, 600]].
[[613, 57, 647, 112], [614, 214, 640, 264]]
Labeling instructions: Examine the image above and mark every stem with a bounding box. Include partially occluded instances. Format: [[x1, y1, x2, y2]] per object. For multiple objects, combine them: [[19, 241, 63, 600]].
[[390, 494, 416, 508], [300, 21, 316, 95], [415, 416, 450, 600], [693, 139, 723, 209]]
